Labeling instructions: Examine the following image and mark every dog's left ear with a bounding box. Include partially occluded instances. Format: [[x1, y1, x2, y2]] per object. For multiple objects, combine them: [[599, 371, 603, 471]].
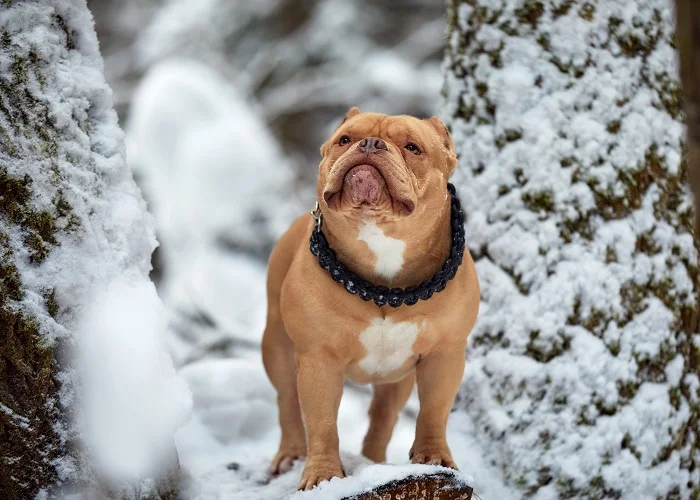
[[321, 107, 361, 156], [339, 107, 360, 127], [426, 116, 457, 176]]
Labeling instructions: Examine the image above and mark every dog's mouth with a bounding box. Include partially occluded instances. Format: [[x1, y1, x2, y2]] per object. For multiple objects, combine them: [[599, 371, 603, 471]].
[[323, 160, 415, 216]]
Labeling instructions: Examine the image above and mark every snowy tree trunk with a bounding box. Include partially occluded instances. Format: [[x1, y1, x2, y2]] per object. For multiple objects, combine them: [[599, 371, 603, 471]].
[[444, 0, 700, 498], [0, 1, 188, 498], [676, 0, 700, 233]]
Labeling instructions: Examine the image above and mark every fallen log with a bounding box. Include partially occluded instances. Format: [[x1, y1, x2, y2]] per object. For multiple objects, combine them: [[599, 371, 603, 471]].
[[343, 470, 473, 500]]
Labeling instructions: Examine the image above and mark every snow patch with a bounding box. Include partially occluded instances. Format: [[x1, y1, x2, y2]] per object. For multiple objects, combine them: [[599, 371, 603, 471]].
[[78, 278, 192, 481]]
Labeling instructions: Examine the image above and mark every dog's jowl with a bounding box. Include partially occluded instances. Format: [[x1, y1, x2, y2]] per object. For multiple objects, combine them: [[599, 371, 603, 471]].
[[261, 108, 480, 491]]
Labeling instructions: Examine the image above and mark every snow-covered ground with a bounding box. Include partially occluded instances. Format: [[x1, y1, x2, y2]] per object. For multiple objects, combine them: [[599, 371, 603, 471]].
[[167, 252, 513, 499], [126, 60, 516, 498]]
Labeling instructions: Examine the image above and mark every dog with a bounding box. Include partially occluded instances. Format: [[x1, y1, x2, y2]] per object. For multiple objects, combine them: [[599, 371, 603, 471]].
[[262, 108, 479, 490]]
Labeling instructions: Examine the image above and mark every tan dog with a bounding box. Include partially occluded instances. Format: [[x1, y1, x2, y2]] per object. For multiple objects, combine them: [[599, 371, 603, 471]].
[[262, 108, 479, 491]]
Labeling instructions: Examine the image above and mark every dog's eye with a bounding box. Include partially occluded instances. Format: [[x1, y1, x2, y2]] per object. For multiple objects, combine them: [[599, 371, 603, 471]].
[[339, 136, 351, 146], [405, 143, 421, 155]]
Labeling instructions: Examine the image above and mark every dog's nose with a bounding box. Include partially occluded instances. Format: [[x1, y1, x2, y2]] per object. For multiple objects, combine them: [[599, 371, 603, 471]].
[[358, 137, 387, 154]]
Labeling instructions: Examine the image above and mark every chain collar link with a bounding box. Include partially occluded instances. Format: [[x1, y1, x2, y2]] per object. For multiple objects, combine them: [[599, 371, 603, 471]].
[[309, 183, 466, 308]]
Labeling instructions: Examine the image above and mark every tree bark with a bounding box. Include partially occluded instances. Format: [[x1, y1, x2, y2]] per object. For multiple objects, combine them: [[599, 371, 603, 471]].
[[444, 0, 700, 497], [676, 0, 700, 233], [0, 1, 178, 498]]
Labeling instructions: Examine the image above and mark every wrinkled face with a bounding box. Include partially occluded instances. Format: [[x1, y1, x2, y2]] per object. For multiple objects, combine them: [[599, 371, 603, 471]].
[[318, 110, 456, 220]]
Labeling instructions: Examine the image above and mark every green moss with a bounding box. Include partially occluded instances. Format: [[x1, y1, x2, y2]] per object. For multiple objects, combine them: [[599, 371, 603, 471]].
[[487, 46, 503, 68], [64, 213, 80, 233], [525, 330, 571, 363], [607, 339, 621, 356], [505, 129, 522, 142], [536, 33, 550, 51], [608, 16, 623, 29], [636, 339, 677, 383], [499, 20, 517, 37], [52, 191, 71, 217], [621, 433, 641, 460], [0, 169, 32, 220], [522, 190, 555, 212], [578, 3, 595, 21], [617, 380, 638, 402], [669, 386, 682, 410], [475, 81, 488, 97], [560, 156, 575, 168], [659, 79, 683, 120], [52, 14, 74, 50], [606, 120, 621, 134], [551, 0, 575, 18], [515, 0, 544, 29], [44, 289, 59, 318], [550, 56, 570, 74], [0, 168, 61, 264], [0, 237, 22, 304], [605, 246, 617, 264], [0, 305, 62, 498]]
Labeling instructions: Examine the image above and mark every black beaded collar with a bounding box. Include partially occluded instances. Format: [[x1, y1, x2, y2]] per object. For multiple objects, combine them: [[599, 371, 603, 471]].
[[309, 183, 466, 308]]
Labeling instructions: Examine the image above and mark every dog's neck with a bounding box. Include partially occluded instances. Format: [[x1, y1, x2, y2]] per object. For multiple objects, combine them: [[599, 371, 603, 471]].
[[320, 201, 452, 289]]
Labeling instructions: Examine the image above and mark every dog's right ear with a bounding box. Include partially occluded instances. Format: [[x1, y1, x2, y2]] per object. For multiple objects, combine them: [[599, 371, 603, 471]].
[[321, 107, 361, 156]]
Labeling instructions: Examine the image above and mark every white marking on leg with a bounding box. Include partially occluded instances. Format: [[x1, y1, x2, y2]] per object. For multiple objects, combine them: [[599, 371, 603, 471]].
[[358, 220, 405, 280], [359, 318, 422, 376]]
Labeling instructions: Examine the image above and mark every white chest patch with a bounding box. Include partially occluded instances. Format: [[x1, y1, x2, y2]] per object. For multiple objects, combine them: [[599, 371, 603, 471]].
[[357, 220, 405, 280], [359, 318, 422, 376]]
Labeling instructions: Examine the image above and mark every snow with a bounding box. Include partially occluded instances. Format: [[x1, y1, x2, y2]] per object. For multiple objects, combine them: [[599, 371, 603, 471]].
[[126, 59, 299, 281], [169, 308, 505, 499], [78, 278, 192, 480], [444, 0, 699, 498], [0, 0, 191, 494]]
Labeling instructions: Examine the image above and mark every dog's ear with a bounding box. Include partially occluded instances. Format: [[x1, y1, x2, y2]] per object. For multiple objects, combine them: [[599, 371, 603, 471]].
[[321, 107, 361, 156], [426, 116, 457, 176], [339, 107, 360, 128]]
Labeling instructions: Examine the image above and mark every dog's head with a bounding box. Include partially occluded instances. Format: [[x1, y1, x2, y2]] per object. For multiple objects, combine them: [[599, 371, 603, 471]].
[[317, 108, 457, 221]]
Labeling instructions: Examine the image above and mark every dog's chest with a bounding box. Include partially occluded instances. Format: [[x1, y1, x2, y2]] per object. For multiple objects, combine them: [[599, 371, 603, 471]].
[[356, 317, 423, 378]]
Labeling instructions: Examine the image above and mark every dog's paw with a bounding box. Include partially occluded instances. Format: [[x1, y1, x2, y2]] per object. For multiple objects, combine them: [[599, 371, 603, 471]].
[[269, 446, 306, 475], [409, 443, 457, 469], [297, 456, 345, 491]]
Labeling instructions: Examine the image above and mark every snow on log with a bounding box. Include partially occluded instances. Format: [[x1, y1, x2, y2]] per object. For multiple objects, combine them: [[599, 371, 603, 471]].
[[342, 471, 473, 500], [292, 464, 473, 500]]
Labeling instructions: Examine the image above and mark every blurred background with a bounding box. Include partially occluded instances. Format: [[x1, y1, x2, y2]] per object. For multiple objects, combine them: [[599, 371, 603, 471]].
[[84, 2, 484, 496], [87, 0, 446, 362]]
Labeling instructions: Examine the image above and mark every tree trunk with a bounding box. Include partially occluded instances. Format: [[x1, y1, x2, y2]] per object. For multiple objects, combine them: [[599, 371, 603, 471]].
[[0, 0, 181, 497], [444, 0, 699, 498], [676, 0, 700, 233]]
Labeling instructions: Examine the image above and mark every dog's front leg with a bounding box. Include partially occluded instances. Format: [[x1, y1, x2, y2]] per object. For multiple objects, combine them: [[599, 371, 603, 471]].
[[410, 344, 466, 468], [296, 351, 345, 490]]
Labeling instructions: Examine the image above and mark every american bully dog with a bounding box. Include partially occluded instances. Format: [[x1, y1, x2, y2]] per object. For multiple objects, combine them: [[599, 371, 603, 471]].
[[262, 108, 479, 490]]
